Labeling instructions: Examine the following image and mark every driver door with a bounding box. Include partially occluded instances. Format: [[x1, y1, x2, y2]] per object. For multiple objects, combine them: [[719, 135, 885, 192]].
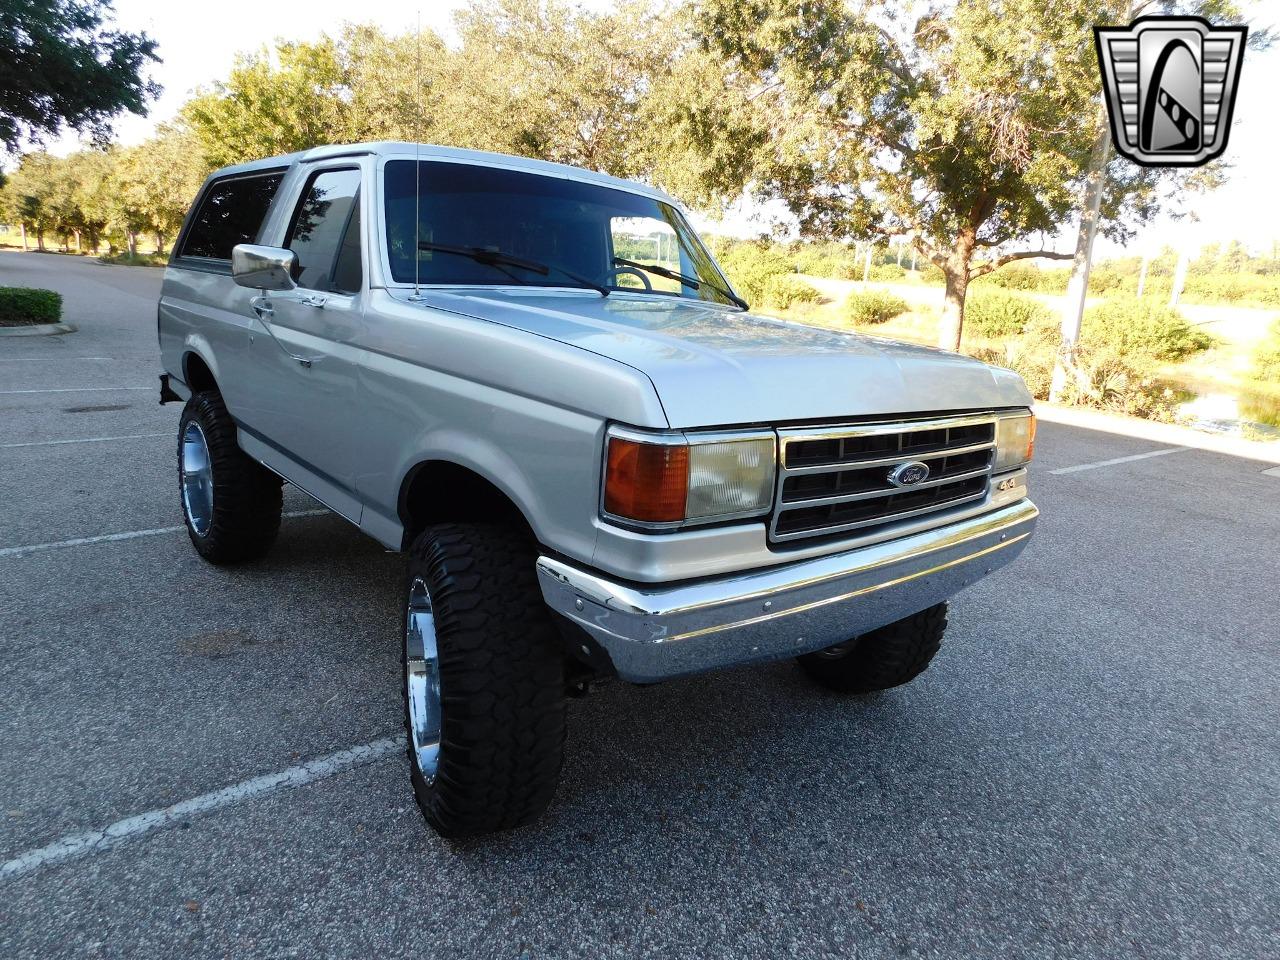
[[243, 164, 366, 521]]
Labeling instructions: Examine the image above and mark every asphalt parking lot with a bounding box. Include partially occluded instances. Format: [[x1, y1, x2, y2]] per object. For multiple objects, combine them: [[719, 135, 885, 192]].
[[1, 249, 1277, 960]]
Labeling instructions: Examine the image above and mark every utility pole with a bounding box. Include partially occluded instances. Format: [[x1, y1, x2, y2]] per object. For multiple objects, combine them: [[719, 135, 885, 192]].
[[1050, 112, 1111, 402], [1169, 236, 1191, 307]]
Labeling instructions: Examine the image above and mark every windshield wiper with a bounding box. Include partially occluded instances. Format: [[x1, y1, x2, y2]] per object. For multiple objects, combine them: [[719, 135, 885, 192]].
[[417, 242, 608, 297], [612, 256, 749, 310]]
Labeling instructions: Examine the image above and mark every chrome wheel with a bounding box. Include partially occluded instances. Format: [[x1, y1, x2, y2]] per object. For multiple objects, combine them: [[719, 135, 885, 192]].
[[180, 420, 214, 536], [405, 576, 442, 782]]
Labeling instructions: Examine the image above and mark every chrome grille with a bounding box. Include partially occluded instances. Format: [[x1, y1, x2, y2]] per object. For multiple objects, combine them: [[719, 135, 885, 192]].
[[770, 414, 997, 543]]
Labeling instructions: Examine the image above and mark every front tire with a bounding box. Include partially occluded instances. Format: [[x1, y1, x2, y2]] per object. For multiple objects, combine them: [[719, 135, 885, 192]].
[[402, 522, 566, 837], [177, 391, 282, 564], [797, 602, 948, 693]]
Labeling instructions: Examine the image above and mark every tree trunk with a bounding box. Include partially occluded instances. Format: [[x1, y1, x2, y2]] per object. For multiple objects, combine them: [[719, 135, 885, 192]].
[[1050, 108, 1111, 402], [938, 264, 969, 353], [155, 232, 164, 255], [1136, 254, 1150, 298], [36, 227, 45, 251], [1168, 245, 1190, 307], [862, 245, 873, 283], [127, 232, 137, 257], [20, 224, 28, 251], [74, 230, 81, 252]]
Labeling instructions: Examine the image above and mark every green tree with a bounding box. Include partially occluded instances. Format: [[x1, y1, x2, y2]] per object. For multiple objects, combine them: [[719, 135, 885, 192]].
[[42, 154, 84, 250], [69, 150, 114, 252], [114, 127, 207, 252], [439, 0, 674, 178], [692, 0, 1181, 349], [178, 2, 702, 190], [181, 39, 349, 168], [0, 152, 56, 249], [0, 0, 159, 152]]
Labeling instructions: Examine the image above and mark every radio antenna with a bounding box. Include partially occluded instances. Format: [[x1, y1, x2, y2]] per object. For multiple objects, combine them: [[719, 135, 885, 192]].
[[413, 10, 422, 299]]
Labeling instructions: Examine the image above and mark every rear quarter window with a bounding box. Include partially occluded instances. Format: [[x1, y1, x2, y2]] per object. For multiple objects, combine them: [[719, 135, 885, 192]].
[[179, 172, 285, 262]]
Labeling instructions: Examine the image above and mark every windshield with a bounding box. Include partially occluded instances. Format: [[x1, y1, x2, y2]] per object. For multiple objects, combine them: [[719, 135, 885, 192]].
[[382, 160, 738, 306]]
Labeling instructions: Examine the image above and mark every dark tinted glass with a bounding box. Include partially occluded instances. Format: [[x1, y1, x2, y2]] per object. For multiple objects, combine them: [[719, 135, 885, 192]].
[[382, 160, 731, 303], [285, 168, 362, 291], [330, 201, 362, 294], [180, 173, 284, 261]]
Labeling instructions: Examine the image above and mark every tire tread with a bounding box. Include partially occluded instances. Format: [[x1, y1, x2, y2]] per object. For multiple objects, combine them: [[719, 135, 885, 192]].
[[404, 523, 565, 837]]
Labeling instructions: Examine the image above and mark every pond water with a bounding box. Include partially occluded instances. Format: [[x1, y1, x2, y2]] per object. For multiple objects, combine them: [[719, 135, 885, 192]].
[[1174, 384, 1280, 441]]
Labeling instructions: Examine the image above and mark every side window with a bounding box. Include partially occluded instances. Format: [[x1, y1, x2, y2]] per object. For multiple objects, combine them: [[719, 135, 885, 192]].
[[285, 168, 362, 292], [180, 172, 284, 261]]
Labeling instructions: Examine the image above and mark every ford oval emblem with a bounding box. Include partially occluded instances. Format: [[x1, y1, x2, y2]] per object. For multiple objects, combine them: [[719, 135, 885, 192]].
[[888, 461, 931, 488]]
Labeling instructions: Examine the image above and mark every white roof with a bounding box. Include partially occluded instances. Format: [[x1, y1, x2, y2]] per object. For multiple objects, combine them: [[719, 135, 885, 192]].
[[209, 141, 678, 206]]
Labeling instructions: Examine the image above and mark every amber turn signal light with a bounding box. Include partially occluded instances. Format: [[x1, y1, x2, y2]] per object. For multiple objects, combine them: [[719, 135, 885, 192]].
[[603, 438, 689, 523]]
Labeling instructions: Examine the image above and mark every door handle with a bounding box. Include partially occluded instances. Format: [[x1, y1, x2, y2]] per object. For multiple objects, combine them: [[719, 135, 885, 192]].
[[247, 294, 318, 368], [298, 294, 328, 309]]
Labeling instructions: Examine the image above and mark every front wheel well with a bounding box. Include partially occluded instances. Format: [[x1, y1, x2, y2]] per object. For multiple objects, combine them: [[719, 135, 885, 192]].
[[398, 461, 535, 548]]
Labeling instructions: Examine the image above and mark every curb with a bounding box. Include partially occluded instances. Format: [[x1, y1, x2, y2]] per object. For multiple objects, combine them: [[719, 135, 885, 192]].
[[1035, 402, 1280, 466], [0, 322, 77, 338]]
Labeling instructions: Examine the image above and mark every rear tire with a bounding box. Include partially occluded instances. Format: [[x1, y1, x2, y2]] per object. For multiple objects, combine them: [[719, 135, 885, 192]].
[[177, 391, 282, 564], [402, 522, 566, 837], [797, 602, 948, 693]]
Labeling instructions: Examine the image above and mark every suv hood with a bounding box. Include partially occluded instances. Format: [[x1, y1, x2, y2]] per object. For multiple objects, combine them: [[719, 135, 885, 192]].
[[409, 289, 1032, 428]]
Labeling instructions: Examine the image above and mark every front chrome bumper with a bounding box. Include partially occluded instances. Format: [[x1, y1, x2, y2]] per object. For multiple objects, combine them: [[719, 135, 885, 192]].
[[537, 499, 1038, 683]]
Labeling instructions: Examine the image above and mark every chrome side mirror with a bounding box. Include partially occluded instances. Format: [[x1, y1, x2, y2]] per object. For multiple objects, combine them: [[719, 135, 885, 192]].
[[231, 244, 298, 291]]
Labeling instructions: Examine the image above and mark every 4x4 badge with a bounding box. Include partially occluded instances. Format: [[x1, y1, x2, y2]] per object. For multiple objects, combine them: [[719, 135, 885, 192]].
[[1095, 16, 1246, 167]]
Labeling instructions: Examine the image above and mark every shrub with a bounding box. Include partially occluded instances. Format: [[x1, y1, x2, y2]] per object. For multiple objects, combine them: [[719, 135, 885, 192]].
[[762, 274, 822, 309], [1183, 273, 1280, 308], [98, 250, 167, 267], [963, 288, 1051, 339], [0, 287, 62, 326], [1254, 320, 1280, 383], [791, 243, 855, 279], [867, 262, 907, 281], [717, 242, 794, 305], [980, 262, 1043, 291], [969, 311, 1188, 422], [910, 261, 945, 284], [1082, 297, 1215, 361], [842, 290, 909, 326]]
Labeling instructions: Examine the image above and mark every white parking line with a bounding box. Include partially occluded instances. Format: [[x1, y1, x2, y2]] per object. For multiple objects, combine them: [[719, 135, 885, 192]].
[[0, 509, 329, 559], [0, 387, 152, 395], [0, 357, 114, 362], [0, 736, 401, 882], [1, 433, 169, 449], [1049, 446, 1190, 476]]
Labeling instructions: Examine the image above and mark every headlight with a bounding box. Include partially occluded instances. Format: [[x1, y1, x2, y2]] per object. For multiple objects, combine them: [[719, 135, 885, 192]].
[[602, 427, 775, 528], [994, 412, 1036, 473]]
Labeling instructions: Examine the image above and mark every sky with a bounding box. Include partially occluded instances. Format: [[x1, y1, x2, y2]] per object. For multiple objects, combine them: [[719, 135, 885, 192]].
[[47, 0, 1280, 258]]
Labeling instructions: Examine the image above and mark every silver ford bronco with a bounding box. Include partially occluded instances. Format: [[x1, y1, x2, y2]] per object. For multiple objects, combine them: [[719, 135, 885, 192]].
[[157, 142, 1038, 837]]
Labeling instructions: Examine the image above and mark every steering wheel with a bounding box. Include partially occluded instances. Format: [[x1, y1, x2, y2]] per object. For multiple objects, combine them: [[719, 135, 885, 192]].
[[605, 265, 652, 291]]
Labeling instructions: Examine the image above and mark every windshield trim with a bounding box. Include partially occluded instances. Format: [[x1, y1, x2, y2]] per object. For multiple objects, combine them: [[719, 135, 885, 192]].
[[372, 154, 740, 305]]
